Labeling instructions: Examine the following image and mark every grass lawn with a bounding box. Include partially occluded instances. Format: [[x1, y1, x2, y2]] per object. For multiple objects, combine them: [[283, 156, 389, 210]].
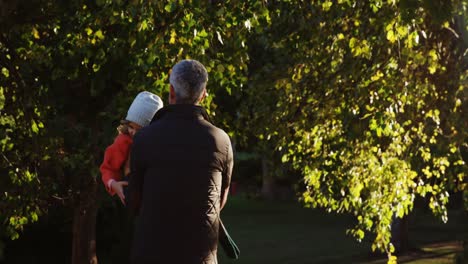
[[218, 196, 468, 264], [3, 195, 466, 264]]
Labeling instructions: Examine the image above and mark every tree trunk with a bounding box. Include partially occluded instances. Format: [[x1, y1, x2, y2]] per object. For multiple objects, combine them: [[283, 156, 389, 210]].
[[71, 177, 98, 264], [261, 157, 275, 200], [391, 215, 409, 253]]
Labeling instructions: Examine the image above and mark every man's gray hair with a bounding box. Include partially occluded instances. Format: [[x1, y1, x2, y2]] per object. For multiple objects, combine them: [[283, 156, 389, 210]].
[[169, 59, 208, 104]]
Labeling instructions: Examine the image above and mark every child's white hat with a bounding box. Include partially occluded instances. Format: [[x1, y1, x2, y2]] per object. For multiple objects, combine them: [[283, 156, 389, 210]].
[[125, 91, 163, 127]]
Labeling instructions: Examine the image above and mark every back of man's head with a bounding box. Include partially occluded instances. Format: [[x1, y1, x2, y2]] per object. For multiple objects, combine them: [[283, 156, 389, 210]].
[[169, 59, 208, 104]]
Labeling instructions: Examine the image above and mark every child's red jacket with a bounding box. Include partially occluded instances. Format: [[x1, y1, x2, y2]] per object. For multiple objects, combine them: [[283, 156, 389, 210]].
[[100, 133, 132, 195]]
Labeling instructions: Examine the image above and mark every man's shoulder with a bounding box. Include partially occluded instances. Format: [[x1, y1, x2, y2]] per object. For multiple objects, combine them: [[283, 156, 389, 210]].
[[203, 122, 231, 142], [132, 120, 167, 142], [132, 125, 153, 144]]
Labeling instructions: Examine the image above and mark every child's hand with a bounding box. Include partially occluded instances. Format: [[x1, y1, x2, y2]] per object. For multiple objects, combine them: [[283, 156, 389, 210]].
[[111, 180, 129, 205]]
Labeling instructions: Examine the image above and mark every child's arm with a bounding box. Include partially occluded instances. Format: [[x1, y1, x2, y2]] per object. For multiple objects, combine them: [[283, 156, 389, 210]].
[[100, 133, 133, 198]]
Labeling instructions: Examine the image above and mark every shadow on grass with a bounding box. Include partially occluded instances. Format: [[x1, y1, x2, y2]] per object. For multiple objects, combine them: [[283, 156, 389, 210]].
[[219, 196, 467, 264], [399, 242, 463, 263], [360, 242, 464, 264]]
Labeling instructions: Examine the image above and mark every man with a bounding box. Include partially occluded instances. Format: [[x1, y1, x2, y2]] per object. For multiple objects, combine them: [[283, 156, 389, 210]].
[[129, 59, 233, 264]]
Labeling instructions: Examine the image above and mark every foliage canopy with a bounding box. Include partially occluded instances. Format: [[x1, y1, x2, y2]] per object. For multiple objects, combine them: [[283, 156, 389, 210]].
[[1, 0, 467, 262], [238, 0, 467, 260]]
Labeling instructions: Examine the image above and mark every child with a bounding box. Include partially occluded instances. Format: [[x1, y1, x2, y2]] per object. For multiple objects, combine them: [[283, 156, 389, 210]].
[[100, 91, 163, 205]]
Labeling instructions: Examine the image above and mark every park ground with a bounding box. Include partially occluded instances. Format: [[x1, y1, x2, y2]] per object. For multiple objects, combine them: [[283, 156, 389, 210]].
[[217, 196, 467, 264], [3, 195, 467, 264]]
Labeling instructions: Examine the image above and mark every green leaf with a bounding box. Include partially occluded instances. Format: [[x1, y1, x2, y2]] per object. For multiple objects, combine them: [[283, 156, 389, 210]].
[[322, 1, 333, 11], [164, 3, 173, 12], [32, 28, 40, 39], [31, 120, 39, 134], [94, 30, 105, 40], [92, 64, 100, 72], [1, 67, 9, 77], [386, 30, 396, 43], [139, 20, 148, 31], [349, 37, 357, 48], [31, 212, 38, 222], [428, 49, 438, 61], [198, 29, 208, 37], [0, 86, 4, 110]]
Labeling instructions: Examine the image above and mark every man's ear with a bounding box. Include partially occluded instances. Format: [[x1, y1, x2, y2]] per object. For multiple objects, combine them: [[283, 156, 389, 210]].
[[197, 88, 207, 104], [169, 85, 177, 104]]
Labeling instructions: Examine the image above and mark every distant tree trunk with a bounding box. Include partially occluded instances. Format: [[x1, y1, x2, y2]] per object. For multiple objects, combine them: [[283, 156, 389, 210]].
[[71, 177, 98, 264], [261, 157, 275, 200], [391, 215, 409, 253]]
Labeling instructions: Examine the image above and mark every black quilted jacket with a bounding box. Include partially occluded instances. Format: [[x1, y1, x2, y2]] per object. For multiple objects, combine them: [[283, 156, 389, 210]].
[[129, 104, 233, 264]]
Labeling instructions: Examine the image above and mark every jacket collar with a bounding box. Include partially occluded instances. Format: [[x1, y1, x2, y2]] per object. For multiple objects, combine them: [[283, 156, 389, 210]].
[[151, 104, 211, 123]]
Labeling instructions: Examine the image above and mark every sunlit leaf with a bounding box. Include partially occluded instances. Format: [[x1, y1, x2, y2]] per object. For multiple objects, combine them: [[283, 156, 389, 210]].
[[1, 68, 9, 78], [32, 28, 40, 39]]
